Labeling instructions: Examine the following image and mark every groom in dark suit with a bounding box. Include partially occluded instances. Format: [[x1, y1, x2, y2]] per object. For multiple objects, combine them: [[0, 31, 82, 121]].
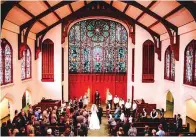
[[94, 90, 100, 105], [97, 104, 103, 124]]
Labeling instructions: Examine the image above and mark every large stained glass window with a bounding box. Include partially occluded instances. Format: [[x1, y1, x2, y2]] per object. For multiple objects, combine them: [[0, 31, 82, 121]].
[[21, 47, 31, 80], [0, 39, 13, 85], [68, 19, 128, 73], [184, 40, 196, 86], [164, 46, 175, 81]]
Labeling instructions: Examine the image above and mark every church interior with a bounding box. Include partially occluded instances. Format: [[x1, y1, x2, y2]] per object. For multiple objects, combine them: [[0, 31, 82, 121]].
[[1, 0, 196, 136]]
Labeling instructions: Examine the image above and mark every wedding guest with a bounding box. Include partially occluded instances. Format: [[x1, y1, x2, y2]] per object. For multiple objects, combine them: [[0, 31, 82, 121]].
[[128, 123, 137, 136], [113, 95, 119, 109]]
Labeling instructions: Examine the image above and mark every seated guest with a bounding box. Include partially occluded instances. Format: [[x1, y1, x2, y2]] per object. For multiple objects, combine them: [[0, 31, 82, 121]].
[[50, 110, 57, 125], [150, 109, 158, 120], [35, 108, 41, 120], [113, 95, 119, 109], [123, 119, 130, 136], [125, 99, 131, 117], [128, 123, 137, 136], [19, 110, 28, 127], [114, 106, 121, 119], [108, 115, 117, 134], [73, 97, 78, 107], [74, 123, 85, 136], [128, 115, 133, 123], [143, 125, 150, 136], [120, 110, 125, 122], [46, 128, 53, 136], [1, 122, 9, 136], [54, 125, 60, 136], [117, 127, 124, 136], [156, 124, 165, 136], [151, 129, 156, 136]]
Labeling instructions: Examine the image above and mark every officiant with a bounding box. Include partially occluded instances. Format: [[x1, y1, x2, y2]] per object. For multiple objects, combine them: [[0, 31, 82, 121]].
[[94, 90, 100, 105]]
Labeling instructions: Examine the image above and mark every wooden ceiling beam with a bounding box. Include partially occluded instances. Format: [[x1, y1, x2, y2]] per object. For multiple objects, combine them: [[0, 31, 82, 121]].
[[123, 1, 178, 31], [123, 4, 129, 13], [136, 1, 156, 21], [20, 1, 74, 30], [16, 4, 48, 28], [37, 1, 160, 38], [43, 1, 61, 20], [149, 5, 183, 29], [68, 3, 74, 13]]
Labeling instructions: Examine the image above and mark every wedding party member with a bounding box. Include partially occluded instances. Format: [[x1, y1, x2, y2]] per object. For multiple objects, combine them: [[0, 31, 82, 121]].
[[119, 98, 125, 108], [89, 104, 100, 130], [97, 104, 103, 124], [113, 95, 119, 109], [106, 101, 111, 117], [79, 97, 83, 109], [125, 99, 131, 117], [83, 92, 88, 106], [132, 101, 137, 118], [94, 90, 100, 105], [107, 92, 113, 109]]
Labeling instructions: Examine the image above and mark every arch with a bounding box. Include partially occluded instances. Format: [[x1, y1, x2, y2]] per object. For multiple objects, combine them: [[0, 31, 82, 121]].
[[41, 39, 54, 82], [185, 98, 196, 131], [68, 18, 128, 102], [22, 89, 32, 108], [166, 90, 174, 117], [142, 40, 155, 82], [183, 39, 196, 87], [1, 38, 13, 85]]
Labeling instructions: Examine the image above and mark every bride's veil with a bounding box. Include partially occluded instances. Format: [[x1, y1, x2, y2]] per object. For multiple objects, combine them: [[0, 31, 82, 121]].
[[91, 104, 98, 112]]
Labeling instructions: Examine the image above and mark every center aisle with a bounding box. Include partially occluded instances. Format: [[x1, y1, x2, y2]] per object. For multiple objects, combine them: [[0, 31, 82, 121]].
[[88, 117, 109, 136]]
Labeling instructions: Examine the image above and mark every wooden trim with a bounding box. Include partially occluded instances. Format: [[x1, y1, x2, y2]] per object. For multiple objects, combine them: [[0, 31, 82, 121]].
[[20, 1, 74, 30], [149, 5, 183, 29], [123, 1, 177, 31], [37, 1, 160, 40], [43, 1, 61, 20], [123, 4, 129, 13], [68, 3, 74, 13], [132, 48, 135, 82], [136, 1, 156, 21], [16, 4, 48, 28]]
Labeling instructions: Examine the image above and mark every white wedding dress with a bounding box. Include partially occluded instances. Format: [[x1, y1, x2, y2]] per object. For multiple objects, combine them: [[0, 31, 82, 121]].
[[89, 104, 100, 130]]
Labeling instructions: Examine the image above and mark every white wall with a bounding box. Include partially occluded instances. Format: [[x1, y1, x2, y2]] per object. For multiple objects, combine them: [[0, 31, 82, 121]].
[[1, 20, 38, 120], [36, 24, 62, 101]]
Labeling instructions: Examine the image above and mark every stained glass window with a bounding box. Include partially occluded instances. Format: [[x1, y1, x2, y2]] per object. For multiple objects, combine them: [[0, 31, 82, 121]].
[[164, 46, 175, 81], [0, 39, 13, 85], [68, 19, 127, 73], [21, 47, 31, 80], [184, 40, 196, 86]]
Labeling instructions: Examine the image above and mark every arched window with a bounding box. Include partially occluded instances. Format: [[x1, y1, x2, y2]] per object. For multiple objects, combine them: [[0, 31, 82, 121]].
[[42, 39, 54, 82], [142, 40, 154, 82], [164, 46, 175, 81], [0, 39, 13, 85], [184, 40, 196, 86], [21, 46, 31, 80], [68, 19, 128, 73]]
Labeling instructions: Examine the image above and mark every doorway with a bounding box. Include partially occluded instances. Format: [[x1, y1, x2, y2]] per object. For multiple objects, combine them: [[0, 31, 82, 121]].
[[166, 91, 174, 117]]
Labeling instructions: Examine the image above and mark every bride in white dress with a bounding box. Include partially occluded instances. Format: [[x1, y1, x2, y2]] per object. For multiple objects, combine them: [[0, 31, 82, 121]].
[[89, 104, 100, 130]]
